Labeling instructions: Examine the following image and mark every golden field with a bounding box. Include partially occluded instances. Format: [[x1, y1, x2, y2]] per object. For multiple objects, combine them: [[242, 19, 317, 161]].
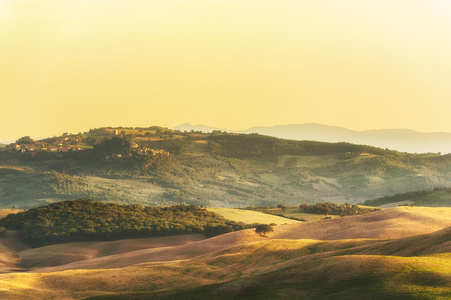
[[0, 207, 450, 299]]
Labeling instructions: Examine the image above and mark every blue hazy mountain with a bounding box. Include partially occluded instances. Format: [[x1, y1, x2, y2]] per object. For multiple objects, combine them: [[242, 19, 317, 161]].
[[174, 123, 451, 154], [172, 123, 232, 133]]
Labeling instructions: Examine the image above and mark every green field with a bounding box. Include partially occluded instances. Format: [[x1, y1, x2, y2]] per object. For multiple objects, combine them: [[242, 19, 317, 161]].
[[245, 207, 338, 221], [209, 206, 346, 223], [207, 207, 301, 225]]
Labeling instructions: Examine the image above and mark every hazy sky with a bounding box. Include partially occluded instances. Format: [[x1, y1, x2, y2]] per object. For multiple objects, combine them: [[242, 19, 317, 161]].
[[1, 0, 451, 141]]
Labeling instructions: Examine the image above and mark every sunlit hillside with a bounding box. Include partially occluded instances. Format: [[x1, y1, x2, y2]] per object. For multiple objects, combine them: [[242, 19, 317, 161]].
[[2, 128, 451, 209], [3, 0, 451, 298], [0, 206, 451, 299], [363, 188, 451, 207]]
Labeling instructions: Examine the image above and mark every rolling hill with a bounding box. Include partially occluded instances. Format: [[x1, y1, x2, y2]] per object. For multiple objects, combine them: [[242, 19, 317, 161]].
[[243, 123, 451, 154], [2, 127, 451, 209], [1, 205, 449, 273], [0, 206, 451, 299], [362, 188, 451, 207], [175, 123, 451, 154]]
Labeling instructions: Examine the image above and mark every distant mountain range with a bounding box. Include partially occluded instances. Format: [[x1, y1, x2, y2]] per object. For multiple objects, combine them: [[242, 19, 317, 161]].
[[172, 124, 230, 133], [173, 123, 451, 154]]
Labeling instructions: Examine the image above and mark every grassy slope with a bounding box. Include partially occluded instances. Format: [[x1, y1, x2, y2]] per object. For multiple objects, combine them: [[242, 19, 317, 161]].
[[0, 234, 206, 273], [245, 206, 340, 221], [0, 231, 28, 273], [0, 207, 450, 298], [358, 226, 451, 257], [154, 253, 451, 300], [363, 189, 451, 207], [0, 167, 91, 209], [1, 238, 451, 299], [19, 234, 206, 270]]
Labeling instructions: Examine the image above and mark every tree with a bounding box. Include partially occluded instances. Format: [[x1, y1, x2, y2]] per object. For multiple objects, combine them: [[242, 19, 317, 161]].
[[255, 224, 274, 237], [93, 137, 131, 156], [277, 204, 288, 212], [299, 204, 310, 212], [16, 136, 34, 144]]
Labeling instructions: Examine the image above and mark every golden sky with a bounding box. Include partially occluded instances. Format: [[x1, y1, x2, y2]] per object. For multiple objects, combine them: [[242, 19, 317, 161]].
[[1, 0, 451, 141]]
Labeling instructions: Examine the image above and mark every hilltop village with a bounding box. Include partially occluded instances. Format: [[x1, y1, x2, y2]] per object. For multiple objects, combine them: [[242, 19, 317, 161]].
[[0, 127, 175, 157]]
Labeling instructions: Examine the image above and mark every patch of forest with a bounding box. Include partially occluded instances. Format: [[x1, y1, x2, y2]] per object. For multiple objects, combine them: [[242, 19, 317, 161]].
[[299, 202, 380, 215], [0, 199, 248, 247]]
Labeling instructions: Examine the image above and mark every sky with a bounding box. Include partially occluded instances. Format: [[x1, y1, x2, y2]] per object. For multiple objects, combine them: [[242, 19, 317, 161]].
[[1, 0, 451, 141]]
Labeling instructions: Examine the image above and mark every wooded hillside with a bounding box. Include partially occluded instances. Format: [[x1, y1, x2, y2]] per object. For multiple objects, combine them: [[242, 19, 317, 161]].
[[2, 128, 451, 209]]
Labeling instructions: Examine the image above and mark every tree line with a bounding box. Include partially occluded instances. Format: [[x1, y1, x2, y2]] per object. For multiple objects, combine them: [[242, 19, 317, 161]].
[[208, 134, 394, 159], [361, 187, 451, 207], [299, 202, 379, 216]]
